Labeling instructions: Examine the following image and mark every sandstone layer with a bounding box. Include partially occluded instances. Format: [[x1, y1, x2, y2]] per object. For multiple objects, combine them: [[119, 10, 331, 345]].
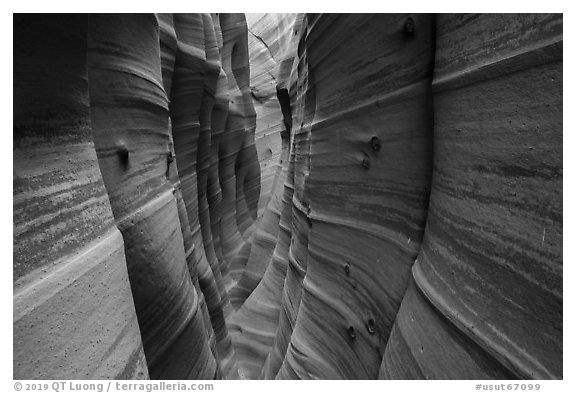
[[13, 13, 562, 380], [14, 14, 147, 379]]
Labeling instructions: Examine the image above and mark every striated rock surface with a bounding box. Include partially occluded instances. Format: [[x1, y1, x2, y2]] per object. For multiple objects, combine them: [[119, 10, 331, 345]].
[[228, 13, 298, 310], [226, 14, 302, 379], [246, 13, 296, 213], [230, 13, 562, 380], [167, 13, 239, 379], [380, 13, 563, 380], [87, 14, 217, 379], [261, 14, 308, 379], [13, 14, 148, 379], [157, 12, 216, 358], [157, 13, 226, 376], [13, 13, 563, 381], [276, 13, 436, 379], [218, 14, 258, 288]]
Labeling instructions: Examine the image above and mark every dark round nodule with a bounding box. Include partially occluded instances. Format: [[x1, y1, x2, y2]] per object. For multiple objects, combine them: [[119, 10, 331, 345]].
[[371, 136, 381, 151], [348, 326, 356, 339], [117, 144, 129, 164], [404, 17, 415, 34], [367, 319, 376, 334]]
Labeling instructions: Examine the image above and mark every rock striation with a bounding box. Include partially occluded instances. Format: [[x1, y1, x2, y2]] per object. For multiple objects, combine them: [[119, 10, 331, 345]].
[[226, 13, 297, 310], [87, 14, 218, 379], [13, 14, 148, 379], [380, 13, 563, 380], [234, 12, 562, 380], [271, 13, 436, 380], [13, 13, 562, 380]]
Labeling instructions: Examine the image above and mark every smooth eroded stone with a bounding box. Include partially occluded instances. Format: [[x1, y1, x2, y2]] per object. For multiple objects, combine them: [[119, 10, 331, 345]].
[[88, 13, 216, 379], [277, 13, 435, 379], [14, 12, 563, 382], [380, 282, 515, 379], [382, 13, 562, 380], [230, 118, 296, 379], [169, 13, 239, 379], [262, 14, 309, 379], [157, 12, 219, 360], [229, 13, 299, 311], [246, 13, 295, 213], [218, 14, 261, 289], [198, 13, 240, 379], [14, 14, 147, 380]]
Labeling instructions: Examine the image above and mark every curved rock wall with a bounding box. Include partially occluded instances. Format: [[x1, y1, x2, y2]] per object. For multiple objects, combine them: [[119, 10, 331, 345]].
[[236, 12, 562, 380], [13, 14, 147, 379], [246, 13, 296, 212], [228, 13, 299, 310], [87, 14, 218, 380], [226, 14, 303, 379], [380, 13, 563, 380], [277, 13, 436, 380], [218, 14, 260, 289], [13, 13, 562, 381], [157, 13, 218, 365]]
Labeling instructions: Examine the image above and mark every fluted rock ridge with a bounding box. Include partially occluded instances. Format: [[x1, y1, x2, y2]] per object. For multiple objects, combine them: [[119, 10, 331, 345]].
[[13, 13, 562, 381]]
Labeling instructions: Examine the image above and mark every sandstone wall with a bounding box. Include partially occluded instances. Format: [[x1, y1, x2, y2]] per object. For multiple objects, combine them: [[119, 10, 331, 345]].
[[236, 13, 562, 380], [13, 14, 148, 379], [13, 13, 562, 380], [13, 13, 261, 380]]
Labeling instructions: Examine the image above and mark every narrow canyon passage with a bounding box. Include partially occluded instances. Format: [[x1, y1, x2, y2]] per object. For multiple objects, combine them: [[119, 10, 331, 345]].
[[13, 13, 562, 380]]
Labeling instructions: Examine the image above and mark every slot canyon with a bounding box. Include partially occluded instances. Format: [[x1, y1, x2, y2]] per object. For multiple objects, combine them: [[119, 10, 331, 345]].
[[13, 13, 562, 380]]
